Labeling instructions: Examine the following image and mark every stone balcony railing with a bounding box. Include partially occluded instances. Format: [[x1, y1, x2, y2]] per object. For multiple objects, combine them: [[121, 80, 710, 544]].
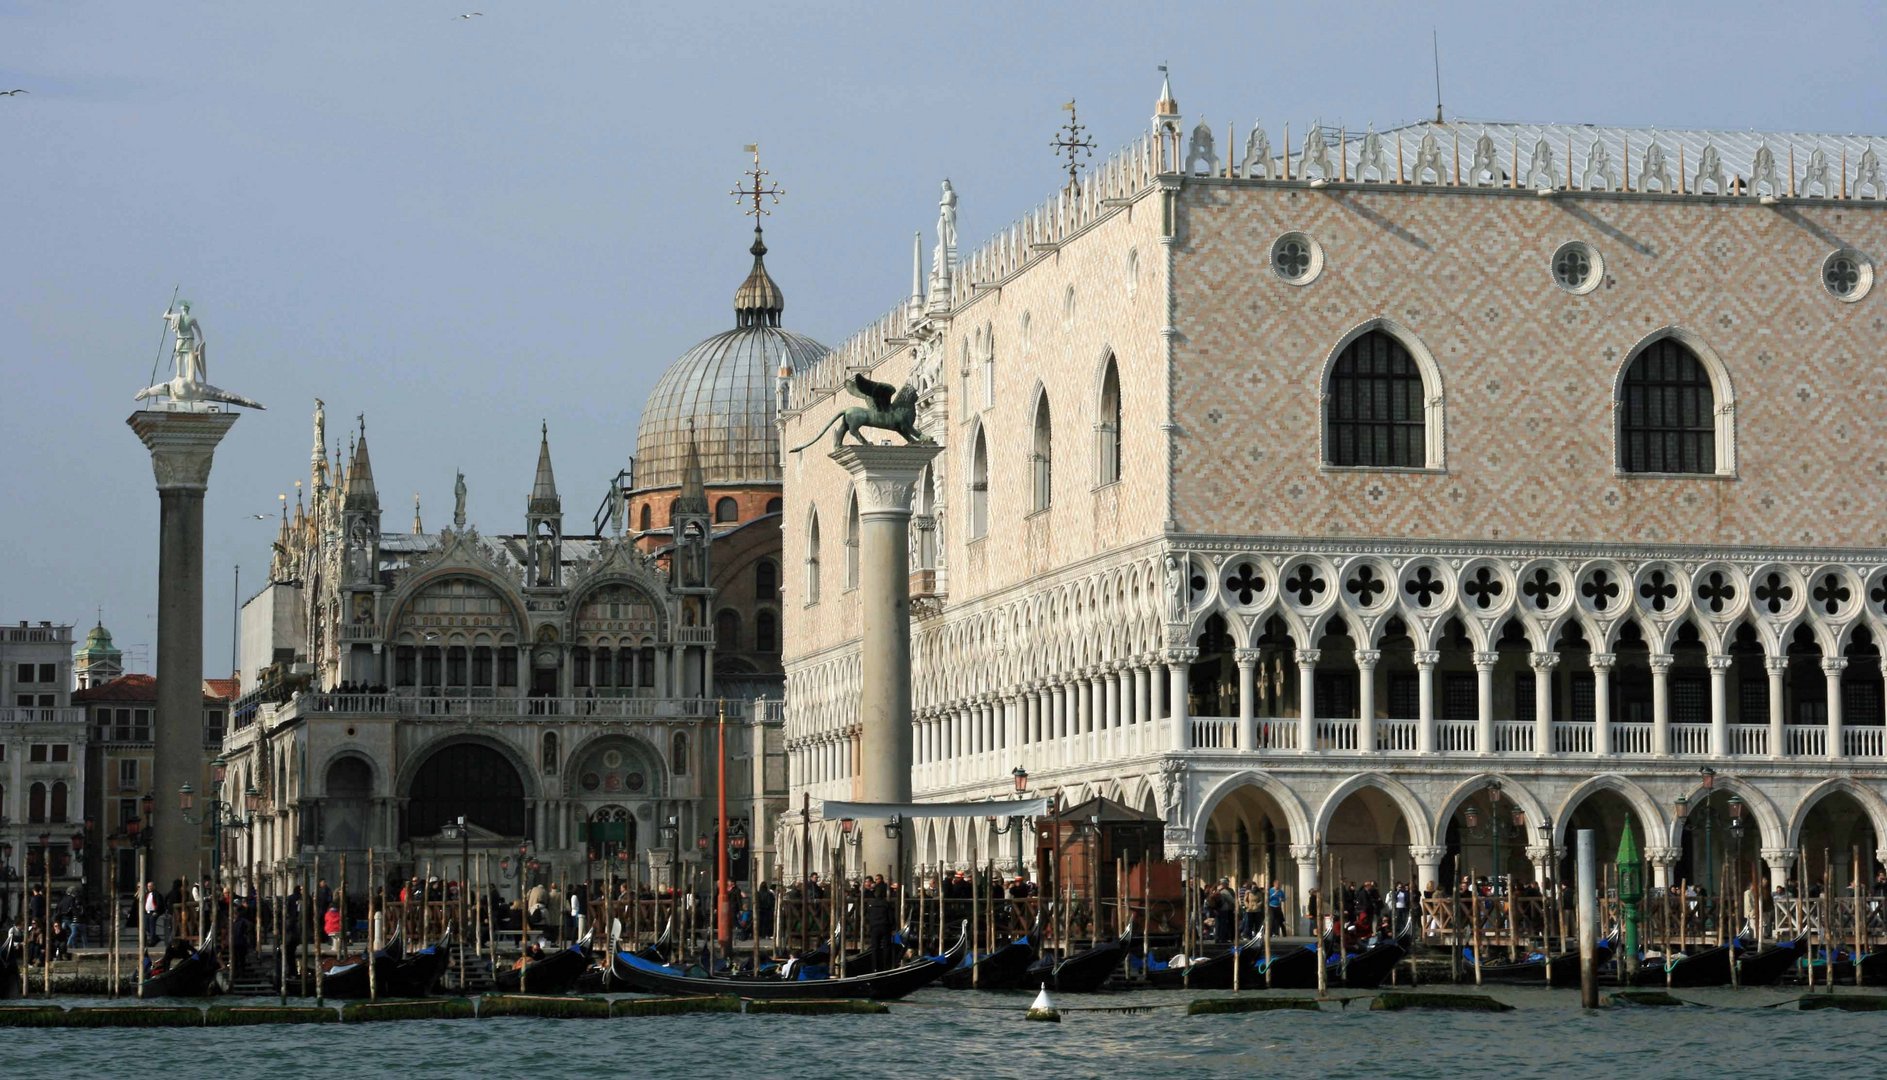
[[0, 706, 83, 725], [289, 693, 751, 721], [915, 713, 1887, 794]]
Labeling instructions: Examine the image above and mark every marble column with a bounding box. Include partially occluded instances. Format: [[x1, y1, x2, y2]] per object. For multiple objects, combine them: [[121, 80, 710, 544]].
[[1167, 651, 1196, 752], [1473, 651, 1498, 756], [829, 444, 940, 872], [1650, 652, 1673, 756], [1291, 844, 1320, 928], [1592, 653, 1616, 757], [1410, 844, 1447, 898], [1414, 651, 1439, 755], [1825, 657, 1848, 760], [1235, 648, 1260, 752], [1530, 652, 1558, 756], [1766, 657, 1787, 759], [1707, 654, 1732, 757], [1104, 666, 1122, 759], [1296, 649, 1320, 754], [129, 407, 239, 889], [1761, 847, 1797, 891], [1355, 649, 1380, 754]]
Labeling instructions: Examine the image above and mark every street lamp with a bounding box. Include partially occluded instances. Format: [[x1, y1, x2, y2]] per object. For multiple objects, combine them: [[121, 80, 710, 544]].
[[884, 814, 903, 891], [177, 757, 255, 897], [659, 815, 680, 893], [1458, 779, 1524, 884], [990, 768, 1034, 874]]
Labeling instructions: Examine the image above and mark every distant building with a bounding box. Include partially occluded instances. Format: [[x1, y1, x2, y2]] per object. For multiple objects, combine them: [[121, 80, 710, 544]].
[[0, 620, 84, 917], [218, 226, 811, 892]]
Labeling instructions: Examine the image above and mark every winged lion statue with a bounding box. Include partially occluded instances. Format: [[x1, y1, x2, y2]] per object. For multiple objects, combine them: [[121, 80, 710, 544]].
[[790, 373, 933, 452]]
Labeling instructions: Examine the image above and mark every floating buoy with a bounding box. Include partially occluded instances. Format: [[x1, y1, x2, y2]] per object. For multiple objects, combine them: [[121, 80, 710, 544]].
[[1026, 984, 1061, 1023]]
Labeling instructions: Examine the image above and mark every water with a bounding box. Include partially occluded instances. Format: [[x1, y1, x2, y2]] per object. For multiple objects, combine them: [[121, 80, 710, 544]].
[[2, 986, 1883, 1079]]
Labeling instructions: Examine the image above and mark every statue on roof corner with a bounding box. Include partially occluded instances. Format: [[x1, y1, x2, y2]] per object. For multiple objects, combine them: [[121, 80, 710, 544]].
[[791, 373, 932, 452], [134, 298, 266, 410]]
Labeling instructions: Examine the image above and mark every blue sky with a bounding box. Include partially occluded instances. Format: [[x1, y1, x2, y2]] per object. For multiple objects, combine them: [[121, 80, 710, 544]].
[[1, 0, 1881, 676]]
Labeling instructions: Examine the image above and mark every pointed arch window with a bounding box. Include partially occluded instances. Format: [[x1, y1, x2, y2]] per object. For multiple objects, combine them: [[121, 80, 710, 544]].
[[968, 427, 989, 540], [1325, 329, 1428, 468], [1096, 357, 1122, 486], [843, 491, 861, 590], [1031, 392, 1053, 512], [805, 511, 822, 605], [1619, 338, 1717, 474]]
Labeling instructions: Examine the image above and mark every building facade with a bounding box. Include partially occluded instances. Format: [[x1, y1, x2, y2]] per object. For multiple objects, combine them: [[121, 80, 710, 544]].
[[0, 621, 85, 918], [778, 81, 1887, 904], [216, 229, 813, 893]]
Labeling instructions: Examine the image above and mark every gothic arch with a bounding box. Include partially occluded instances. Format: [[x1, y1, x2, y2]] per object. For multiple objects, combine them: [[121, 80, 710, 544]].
[[1318, 317, 1447, 470], [384, 566, 530, 639], [1191, 769, 1314, 844], [1611, 325, 1738, 476], [1786, 778, 1887, 849], [1313, 772, 1435, 848], [314, 749, 380, 797], [1551, 774, 1667, 850], [1666, 772, 1783, 851], [394, 731, 541, 802], [1432, 773, 1551, 847]]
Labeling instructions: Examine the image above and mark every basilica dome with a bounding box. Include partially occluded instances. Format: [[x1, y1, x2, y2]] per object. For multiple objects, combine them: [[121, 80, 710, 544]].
[[634, 228, 829, 492]]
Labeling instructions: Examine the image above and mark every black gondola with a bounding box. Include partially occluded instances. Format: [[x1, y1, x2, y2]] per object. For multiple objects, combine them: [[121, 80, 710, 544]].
[[1661, 940, 1737, 988], [385, 931, 453, 997], [496, 942, 592, 994], [1466, 938, 1614, 987], [941, 936, 1038, 990], [1736, 935, 1805, 986], [1024, 925, 1131, 994], [1340, 933, 1409, 989], [1143, 934, 1263, 990], [139, 946, 222, 998], [0, 930, 20, 999], [318, 942, 401, 999], [609, 923, 967, 1000], [1856, 950, 1887, 985], [1251, 944, 1324, 989]]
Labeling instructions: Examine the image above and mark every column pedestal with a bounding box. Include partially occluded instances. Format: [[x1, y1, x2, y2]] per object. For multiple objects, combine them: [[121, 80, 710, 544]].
[[829, 443, 940, 875], [129, 407, 239, 891]]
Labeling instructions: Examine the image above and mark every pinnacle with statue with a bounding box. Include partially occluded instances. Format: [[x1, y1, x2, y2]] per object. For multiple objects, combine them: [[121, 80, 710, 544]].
[[790, 373, 931, 452], [135, 298, 266, 411]]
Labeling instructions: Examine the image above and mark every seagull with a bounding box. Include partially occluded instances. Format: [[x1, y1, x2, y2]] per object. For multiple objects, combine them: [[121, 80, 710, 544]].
[[250, 513, 272, 520], [0, 89, 27, 96], [454, 11, 482, 18]]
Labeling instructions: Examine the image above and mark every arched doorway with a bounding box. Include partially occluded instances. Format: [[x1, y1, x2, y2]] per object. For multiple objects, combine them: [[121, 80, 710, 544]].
[[406, 742, 528, 840], [323, 756, 374, 851], [1795, 790, 1880, 895], [1322, 784, 1414, 893], [1443, 782, 1536, 887], [1201, 782, 1296, 888]]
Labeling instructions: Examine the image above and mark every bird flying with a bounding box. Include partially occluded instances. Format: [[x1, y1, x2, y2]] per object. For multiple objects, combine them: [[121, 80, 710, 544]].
[[250, 513, 271, 520], [1, 89, 28, 96], [455, 11, 482, 18]]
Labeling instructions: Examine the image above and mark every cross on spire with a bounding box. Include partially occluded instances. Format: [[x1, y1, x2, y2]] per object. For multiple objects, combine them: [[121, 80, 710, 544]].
[[1051, 99, 1097, 184], [731, 143, 784, 218]]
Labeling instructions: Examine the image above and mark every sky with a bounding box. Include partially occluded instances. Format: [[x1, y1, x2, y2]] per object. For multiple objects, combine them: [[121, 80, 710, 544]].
[[1, 0, 1881, 679]]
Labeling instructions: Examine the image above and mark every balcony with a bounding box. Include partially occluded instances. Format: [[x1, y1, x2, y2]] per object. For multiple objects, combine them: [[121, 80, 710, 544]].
[[0, 706, 83, 725], [294, 693, 746, 721], [1166, 716, 1875, 761]]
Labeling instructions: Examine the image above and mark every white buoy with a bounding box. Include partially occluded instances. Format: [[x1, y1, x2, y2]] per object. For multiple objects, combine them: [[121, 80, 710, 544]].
[[1026, 983, 1062, 1023]]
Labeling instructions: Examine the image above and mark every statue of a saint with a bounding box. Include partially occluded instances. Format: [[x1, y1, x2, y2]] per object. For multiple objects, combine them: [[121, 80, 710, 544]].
[[932, 179, 957, 278], [135, 298, 265, 410], [313, 398, 326, 452], [609, 483, 626, 536], [453, 471, 468, 528], [1165, 554, 1187, 622]]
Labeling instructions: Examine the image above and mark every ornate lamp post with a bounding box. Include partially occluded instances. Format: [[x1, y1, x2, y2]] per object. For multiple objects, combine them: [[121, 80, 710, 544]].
[[883, 815, 904, 892], [989, 768, 1032, 874], [1459, 779, 1527, 885], [1727, 795, 1747, 930]]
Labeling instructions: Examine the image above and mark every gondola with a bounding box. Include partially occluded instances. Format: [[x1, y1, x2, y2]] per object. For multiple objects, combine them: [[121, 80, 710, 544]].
[[496, 940, 591, 994], [1856, 949, 1887, 986], [318, 939, 402, 999], [139, 945, 222, 998], [609, 922, 967, 1000], [941, 936, 1038, 990], [384, 931, 453, 997], [1730, 935, 1804, 986], [1250, 943, 1324, 990], [1024, 924, 1132, 994], [1661, 940, 1737, 988], [1466, 938, 1614, 987], [0, 930, 20, 999], [1143, 934, 1261, 990], [1340, 932, 1409, 989]]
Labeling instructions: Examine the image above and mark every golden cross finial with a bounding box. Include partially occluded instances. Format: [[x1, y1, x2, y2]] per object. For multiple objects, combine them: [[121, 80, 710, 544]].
[[1050, 99, 1096, 184], [731, 143, 783, 218]]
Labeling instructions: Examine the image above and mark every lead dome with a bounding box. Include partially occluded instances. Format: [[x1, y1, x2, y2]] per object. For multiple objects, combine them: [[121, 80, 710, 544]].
[[633, 227, 829, 492]]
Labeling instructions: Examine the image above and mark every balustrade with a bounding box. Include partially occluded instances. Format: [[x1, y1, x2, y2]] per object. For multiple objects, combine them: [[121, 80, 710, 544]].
[[1786, 726, 1828, 757], [1729, 724, 1768, 757], [1190, 716, 1239, 749], [1669, 723, 1711, 756], [1375, 719, 1419, 752], [1613, 722, 1653, 755], [1492, 721, 1533, 754], [1552, 722, 1594, 755], [1844, 726, 1887, 759], [1436, 720, 1477, 754], [1315, 718, 1361, 752]]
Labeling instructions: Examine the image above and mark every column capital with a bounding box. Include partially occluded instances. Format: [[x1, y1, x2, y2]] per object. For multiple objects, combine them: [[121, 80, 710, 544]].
[[1765, 656, 1789, 676], [1408, 845, 1447, 863], [1590, 652, 1618, 672], [1529, 651, 1561, 671], [1295, 648, 1322, 666], [128, 408, 240, 492], [1645, 845, 1680, 867], [1353, 649, 1382, 669], [1289, 843, 1320, 863], [1648, 652, 1675, 674], [828, 443, 943, 517], [1472, 651, 1500, 670], [1759, 847, 1798, 867], [1413, 650, 1441, 667], [1524, 844, 1557, 863], [1823, 657, 1851, 675], [1165, 648, 1200, 665], [1234, 648, 1262, 667], [1706, 653, 1734, 672]]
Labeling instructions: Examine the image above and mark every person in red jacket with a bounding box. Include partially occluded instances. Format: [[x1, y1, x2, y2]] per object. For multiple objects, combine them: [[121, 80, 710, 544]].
[[322, 905, 342, 953]]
